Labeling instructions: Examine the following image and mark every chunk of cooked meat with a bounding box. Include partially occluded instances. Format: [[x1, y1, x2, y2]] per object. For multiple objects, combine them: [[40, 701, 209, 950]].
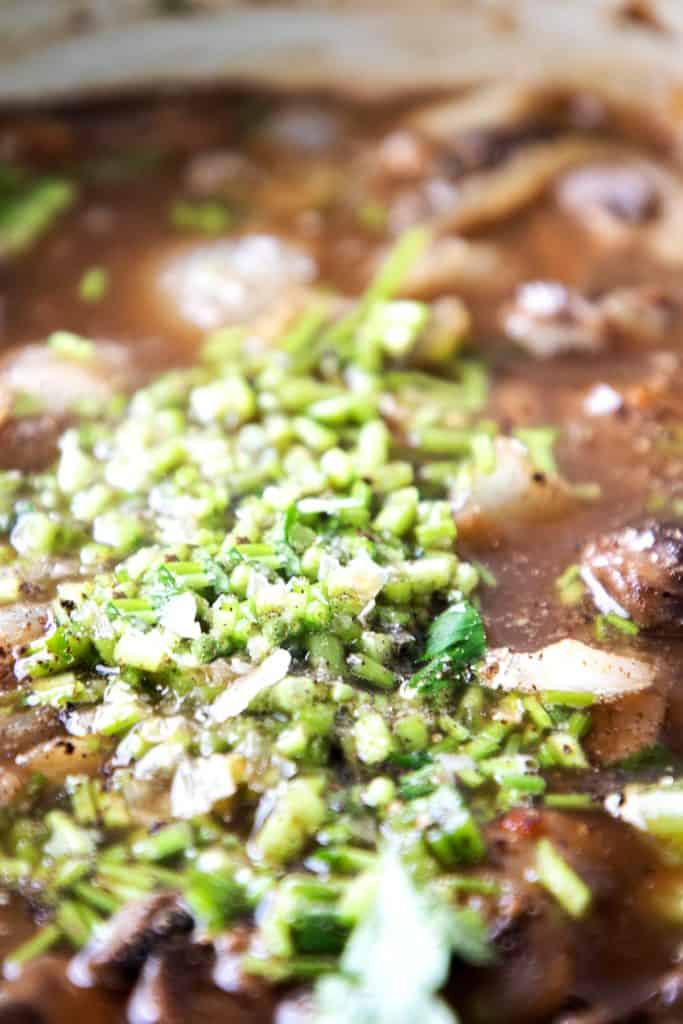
[[0, 603, 50, 686], [460, 808, 572, 1024], [127, 944, 213, 1024], [0, 707, 61, 757], [501, 281, 605, 358], [587, 688, 666, 765], [463, 808, 668, 1024], [70, 892, 194, 991], [581, 522, 683, 629], [461, 904, 573, 1024], [0, 414, 63, 473], [0, 956, 117, 1024]]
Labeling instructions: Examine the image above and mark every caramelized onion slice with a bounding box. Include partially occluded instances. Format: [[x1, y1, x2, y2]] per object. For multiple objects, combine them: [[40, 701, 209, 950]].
[[408, 81, 556, 142], [480, 638, 655, 700], [452, 437, 574, 544], [436, 138, 608, 234], [210, 648, 292, 722], [0, 341, 132, 416], [401, 236, 510, 297]]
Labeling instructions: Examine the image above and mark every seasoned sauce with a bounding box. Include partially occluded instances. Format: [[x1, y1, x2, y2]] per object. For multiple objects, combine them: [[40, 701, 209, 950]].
[[0, 87, 681, 1023]]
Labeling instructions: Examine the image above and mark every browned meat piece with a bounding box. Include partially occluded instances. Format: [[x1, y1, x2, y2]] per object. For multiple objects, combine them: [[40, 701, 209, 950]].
[[581, 522, 683, 629], [587, 688, 666, 765], [127, 944, 213, 1024], [501, 281, 605, 358], [71, 892, 194, 991], [0, 956, 118, 1024], [0, 415, 63, 473], [462, 809, 669, 1024], [0, 707, 61, 758], [459, 808, 573, 1023], [191, 986, 276, 1024], [118, 926, 276, 1024]]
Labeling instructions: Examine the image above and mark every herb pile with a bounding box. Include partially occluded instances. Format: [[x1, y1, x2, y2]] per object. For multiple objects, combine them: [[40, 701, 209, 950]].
[[0, 232, 600, 1004]]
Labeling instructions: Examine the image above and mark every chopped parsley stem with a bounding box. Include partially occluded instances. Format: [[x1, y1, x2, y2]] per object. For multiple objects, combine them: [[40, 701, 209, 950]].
[[132, 822, 194, 862], [4, 924, 62, 974], [544, 793, 596, 810], [536, 838, 591, 918], [346, 653, 396, 690]]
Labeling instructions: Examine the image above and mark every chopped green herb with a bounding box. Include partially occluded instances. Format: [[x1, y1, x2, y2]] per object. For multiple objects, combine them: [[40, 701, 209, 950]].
[[0, 176, 76, 256], [536, 838, 591, 918], [78, 266, 109, 303], [315, 852, 489, 1024], [170, 199, 234, 234]]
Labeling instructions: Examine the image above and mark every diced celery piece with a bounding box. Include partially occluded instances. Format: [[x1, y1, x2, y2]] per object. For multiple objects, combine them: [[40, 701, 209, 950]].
[[353, 712, 393, 765], [536, 838, 591, 918], [0, 178, 76, 256], [78, 266, 109, 303], [114, 628, 169, 672], [10, 512, 58, 556], [253, 777, 326, 866]]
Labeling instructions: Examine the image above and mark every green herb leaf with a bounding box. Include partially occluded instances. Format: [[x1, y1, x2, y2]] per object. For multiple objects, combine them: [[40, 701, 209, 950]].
[[314, 851, 465, 1024], [423, 601, 486, 664]]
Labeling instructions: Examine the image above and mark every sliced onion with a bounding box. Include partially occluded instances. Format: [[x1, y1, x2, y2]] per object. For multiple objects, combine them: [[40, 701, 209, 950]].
[[480, 638, 654, 702], [211, 647, 291, 722], [159, 591, 201, 640], [0, 341, 132, 415], [170, 753, 240, 819], [452, 436, 573, 544], [408, 82, 552, 142], [437, 139, 607, 234]]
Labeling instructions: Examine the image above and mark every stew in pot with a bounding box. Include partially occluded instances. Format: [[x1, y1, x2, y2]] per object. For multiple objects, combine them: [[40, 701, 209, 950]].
[[0, 84, 681, 1023]]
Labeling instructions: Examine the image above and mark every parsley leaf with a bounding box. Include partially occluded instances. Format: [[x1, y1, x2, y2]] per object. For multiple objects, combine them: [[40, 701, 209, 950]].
[[423, 601, 486, 663], [410, 601, 486, 696], [314, 852, 492, 1024]]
